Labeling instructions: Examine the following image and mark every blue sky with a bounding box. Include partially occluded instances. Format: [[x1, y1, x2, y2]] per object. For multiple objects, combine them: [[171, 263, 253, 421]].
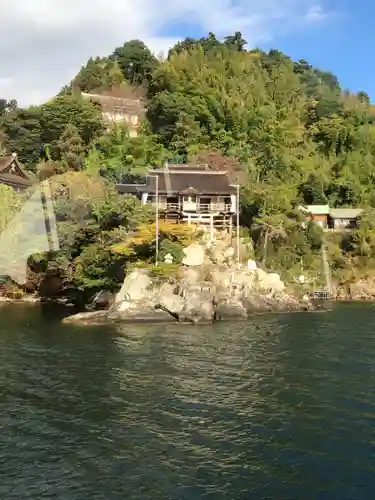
[[273, 0, 373, 98], [162, 0, 374, 100]]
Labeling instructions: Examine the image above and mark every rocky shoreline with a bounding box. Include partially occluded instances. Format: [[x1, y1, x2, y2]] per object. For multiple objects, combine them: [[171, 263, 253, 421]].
[[62, 237, 320, 326], [335, 278, 375, 301], [3, 233, 375, 322]]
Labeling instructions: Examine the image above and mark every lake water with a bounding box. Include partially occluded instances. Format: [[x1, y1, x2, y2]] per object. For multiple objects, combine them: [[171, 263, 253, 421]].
[[1, 303, 375, 499]]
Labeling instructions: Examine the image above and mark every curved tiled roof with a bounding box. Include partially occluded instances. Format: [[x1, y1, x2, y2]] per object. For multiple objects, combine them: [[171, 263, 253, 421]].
[[81, 92, 145, 117], [141, 171, 235, 195], [0, 155, 14, 172], [0, 154, 36, 188]]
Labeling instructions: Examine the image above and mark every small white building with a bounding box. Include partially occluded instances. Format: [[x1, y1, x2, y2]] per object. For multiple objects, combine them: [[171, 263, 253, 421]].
[[302, 204, 330, 228], [329, 208, 363, 229]]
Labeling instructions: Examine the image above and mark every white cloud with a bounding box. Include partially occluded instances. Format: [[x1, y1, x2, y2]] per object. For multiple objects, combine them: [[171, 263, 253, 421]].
[[304, 4, 328, 23], [0, 0, 331, 106]]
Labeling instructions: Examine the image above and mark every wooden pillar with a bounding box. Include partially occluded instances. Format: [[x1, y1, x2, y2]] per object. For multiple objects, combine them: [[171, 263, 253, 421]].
[[210, 215, 214, 242]]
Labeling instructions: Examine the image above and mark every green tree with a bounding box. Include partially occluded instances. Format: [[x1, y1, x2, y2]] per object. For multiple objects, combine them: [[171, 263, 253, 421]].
[[0, 184, 20, 231], [0, 106, 43, 170], [112, 40, 158, 86], [91, 123, 165, 181], [64, 57, 125, 94], [224, 31, 247, 51], [57, 124, 86, 172], [39, 95, 104, 159]]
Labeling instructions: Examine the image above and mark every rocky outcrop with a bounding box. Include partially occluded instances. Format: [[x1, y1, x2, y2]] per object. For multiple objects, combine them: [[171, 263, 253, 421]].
[[63, 239, 317, 325], [115, 270, 153, 303], [181, 243, 206, 267], [336, 277, 375, 301], [63, 310, 109, 325], [215, 299, 248, 321]]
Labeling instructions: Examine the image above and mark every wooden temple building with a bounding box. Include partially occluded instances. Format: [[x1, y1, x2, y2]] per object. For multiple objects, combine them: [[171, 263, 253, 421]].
[[0, 154, 36, 191], [81, 92, 145, 137], [116, 164, 238, 231]]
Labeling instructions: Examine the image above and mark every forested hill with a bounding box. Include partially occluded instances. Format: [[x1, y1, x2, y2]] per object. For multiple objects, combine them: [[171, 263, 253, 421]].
[[2, 32, 375, 295], [1, 31, 375, 217]]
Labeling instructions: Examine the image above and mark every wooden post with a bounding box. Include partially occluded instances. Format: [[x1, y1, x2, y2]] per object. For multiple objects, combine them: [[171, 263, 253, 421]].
[[210, 215, 214, 242]]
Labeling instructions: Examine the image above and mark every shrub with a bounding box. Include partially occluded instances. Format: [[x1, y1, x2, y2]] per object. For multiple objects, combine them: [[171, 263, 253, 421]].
[[159, 239, 184, 263], [149, 263, 180, 279]]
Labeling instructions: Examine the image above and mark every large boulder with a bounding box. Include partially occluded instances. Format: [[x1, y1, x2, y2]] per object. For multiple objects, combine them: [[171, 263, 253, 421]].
[[223, 246, 235, 264], [180, 284, 215, 324], [210, 267, 256, 302], [215, 300, 248, 321], [178, 267, 201, 285], [255, 268, 285, 293], [266, 273, 285, 293], [242, 295, 274, 314], [91, 290, 114, 310], [62, 310, 108, 325], [348, 279, 375, 300], [157, 286, 185, 319], [114, 269, 152, 304], [206, 239, 229, 265], [182, 243, 205, 267], [247, 259, 257, 271], [109, 303, 175, 323]]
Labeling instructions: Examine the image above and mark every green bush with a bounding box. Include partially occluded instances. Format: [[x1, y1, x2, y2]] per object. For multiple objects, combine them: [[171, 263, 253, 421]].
[[148, 263, 180, 279], [159, 239, 185, 264]]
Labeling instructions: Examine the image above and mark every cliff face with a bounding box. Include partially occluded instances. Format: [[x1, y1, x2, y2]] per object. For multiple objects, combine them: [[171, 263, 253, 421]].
[[63, 239, 316, 325]]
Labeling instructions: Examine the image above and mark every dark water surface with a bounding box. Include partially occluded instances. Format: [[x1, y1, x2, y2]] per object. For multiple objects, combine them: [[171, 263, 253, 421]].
[[1, 303, 375, 499]]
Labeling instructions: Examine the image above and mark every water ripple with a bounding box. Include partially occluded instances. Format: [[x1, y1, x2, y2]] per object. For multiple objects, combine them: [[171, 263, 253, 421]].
[[1, 303, 375, 499]]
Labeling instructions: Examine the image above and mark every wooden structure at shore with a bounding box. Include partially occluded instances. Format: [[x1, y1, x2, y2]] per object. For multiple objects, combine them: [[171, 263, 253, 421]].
[[116, 164, 238, 232]]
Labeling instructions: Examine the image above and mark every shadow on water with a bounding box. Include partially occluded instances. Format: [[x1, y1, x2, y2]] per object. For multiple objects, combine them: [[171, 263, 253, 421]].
[[1, 302, 375, 499]]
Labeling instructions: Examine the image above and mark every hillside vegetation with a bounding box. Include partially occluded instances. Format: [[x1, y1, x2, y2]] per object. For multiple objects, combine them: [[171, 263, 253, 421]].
[[1, 32, 375, 300]]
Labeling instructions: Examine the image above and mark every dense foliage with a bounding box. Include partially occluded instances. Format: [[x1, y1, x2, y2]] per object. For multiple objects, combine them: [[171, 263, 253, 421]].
[[2, 32, 375, 299]]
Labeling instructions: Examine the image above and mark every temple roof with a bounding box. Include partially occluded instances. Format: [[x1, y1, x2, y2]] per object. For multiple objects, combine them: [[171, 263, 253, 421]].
[[0, 154, 36, 189], [81, 92, 145, 118], [140, 170, 235, 195]]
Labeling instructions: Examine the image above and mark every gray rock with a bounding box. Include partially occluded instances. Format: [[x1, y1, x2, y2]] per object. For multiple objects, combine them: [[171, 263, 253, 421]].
[[182, 243, 205, 267], [215, 300, 248, 320], [181, 289, 215, 324], [157, 291, 185, 319], [242, 295, 274, 314], [246, 259, 257, 271], [114, 269, 152, 304], [62, 310, 108, 325], [91, 290, 113, 310], [63, 237, 317, 326], [207, 240, 228, 264], [110, 306, 176, 323], [254, 269, 285, 294], [223, 246, 235, 264], [178, 267, 200, 285]]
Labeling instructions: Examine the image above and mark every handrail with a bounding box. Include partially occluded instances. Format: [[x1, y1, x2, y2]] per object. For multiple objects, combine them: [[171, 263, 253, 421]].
[[148, 201, 233, 212]]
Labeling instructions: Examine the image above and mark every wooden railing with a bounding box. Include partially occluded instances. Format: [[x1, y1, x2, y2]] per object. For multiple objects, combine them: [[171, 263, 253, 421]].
[[149, 201, 233, 212], [198, 203, 232, 212], [324, 227, 352, 233]]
